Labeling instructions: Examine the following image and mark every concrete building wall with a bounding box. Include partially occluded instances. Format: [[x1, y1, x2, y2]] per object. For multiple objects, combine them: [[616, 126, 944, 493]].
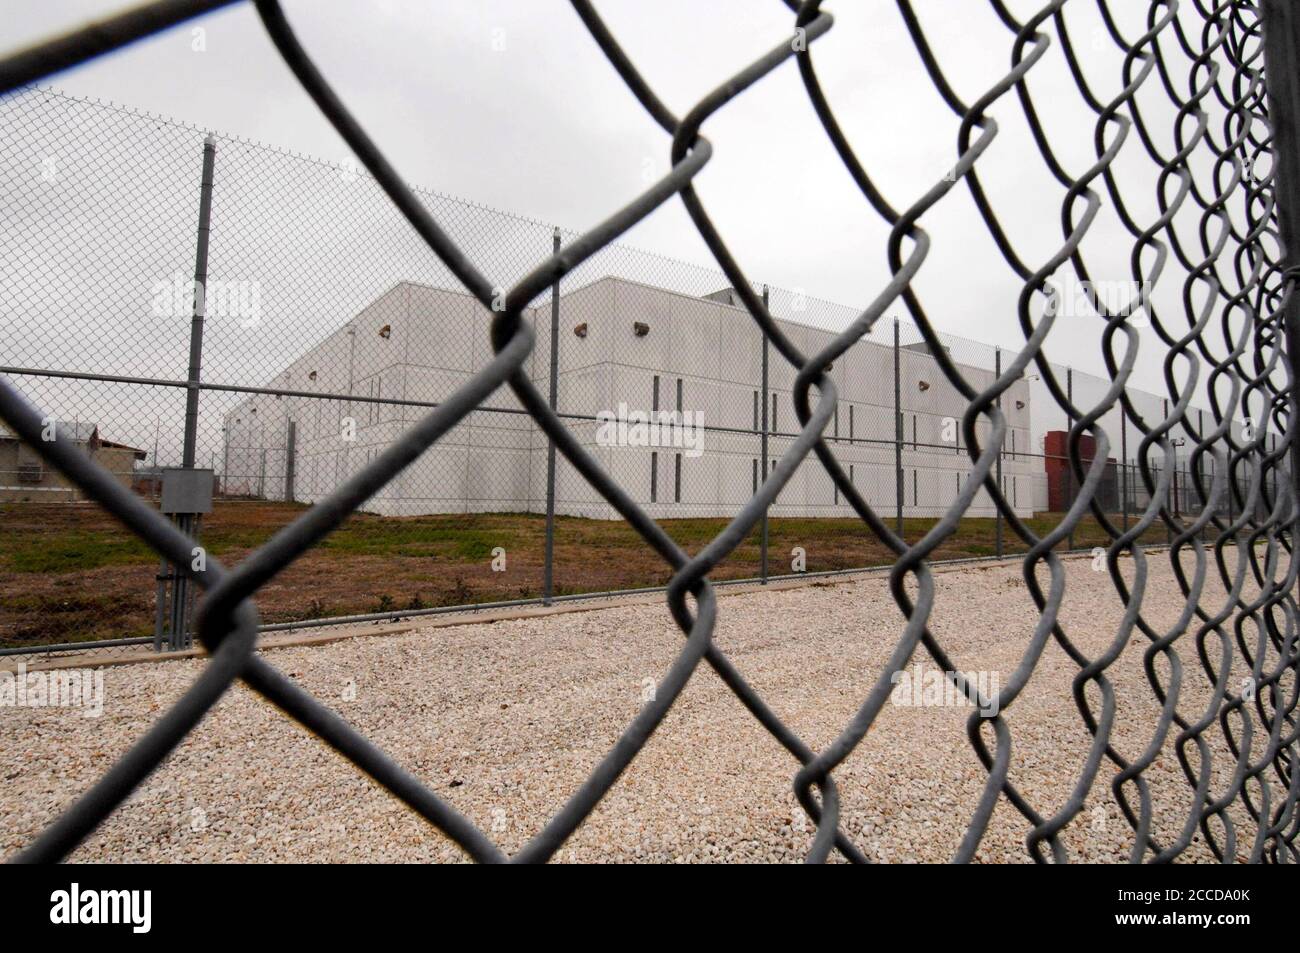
[[222, 277, 1036, 519]]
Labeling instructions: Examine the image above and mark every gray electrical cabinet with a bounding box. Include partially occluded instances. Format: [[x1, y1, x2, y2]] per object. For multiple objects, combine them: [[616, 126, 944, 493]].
[[160, 467, 215, 515]]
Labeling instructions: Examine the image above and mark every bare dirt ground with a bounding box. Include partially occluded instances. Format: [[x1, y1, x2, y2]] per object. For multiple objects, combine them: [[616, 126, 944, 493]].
[[0, 499, 1179, 647], [1, 548, 1285, 863]]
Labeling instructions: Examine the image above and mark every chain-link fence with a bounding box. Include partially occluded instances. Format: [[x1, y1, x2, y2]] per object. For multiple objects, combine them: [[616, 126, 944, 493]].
[[1, 0, 1298, 863], [0, 86, 1245, 656]]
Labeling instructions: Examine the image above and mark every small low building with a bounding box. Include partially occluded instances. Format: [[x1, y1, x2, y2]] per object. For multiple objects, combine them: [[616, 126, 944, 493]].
[[0, 421, 146, 502]]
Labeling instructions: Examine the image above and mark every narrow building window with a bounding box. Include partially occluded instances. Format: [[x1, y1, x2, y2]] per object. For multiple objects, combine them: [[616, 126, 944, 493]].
[[834, 403, 840, 439], [752, 458, 758, 494], [849, 404, 855, 442], [652, 375, 660, 412], [912, 414, 917, 450], [753, 391, 759, 431], [913, 469, 918, 506], [650, 451, 658, 502], [771, 393, 778, 433], [674, 453, 682, 503], [676, 378, 683, 412]]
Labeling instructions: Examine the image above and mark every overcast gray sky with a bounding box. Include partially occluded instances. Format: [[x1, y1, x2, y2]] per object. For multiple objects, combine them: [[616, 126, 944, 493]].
[[2, 1, 1256, 413]]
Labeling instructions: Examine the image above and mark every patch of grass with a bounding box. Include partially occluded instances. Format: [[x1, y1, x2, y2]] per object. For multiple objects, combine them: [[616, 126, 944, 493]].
[[4, 533, 153, 573], [0, 499, 1215, 647]]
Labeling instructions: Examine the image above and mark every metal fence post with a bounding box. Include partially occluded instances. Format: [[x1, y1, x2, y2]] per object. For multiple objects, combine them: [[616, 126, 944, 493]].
[[760, 284, 770, 584], [543, 226, 560, 605], [995, 346, 1003, 557], [894, 317, 903, 537], [182, 134, 216, 470], [284, 420, 296, 503], [1121, 404, 1129, 534], [1163, 397, 1173, 544], [166, 133, 216, 651], [1263, 0, 1300, 506], [1196, 407, 1204, 540], [1066, 366, 1074, 552]]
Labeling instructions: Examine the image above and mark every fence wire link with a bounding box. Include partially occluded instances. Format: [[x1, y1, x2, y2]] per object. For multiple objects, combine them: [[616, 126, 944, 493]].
[[1, 0, 1298, 863]]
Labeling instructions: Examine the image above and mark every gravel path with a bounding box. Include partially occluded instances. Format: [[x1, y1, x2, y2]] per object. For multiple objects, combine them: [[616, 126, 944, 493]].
[[0, 550, 1282, 862]]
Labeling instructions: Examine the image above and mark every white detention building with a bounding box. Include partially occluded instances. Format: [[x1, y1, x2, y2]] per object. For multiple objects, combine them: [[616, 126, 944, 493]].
[[222, 277, 1034, 519]]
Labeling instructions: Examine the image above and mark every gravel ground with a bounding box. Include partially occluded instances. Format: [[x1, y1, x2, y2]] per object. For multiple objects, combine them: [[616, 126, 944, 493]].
[[0, 550, 1285, 863]]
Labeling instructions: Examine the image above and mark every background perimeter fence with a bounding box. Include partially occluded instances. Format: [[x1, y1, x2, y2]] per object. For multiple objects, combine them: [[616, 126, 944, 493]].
[[0, 0, 1298, 864], [0, 84, 1272, 659]]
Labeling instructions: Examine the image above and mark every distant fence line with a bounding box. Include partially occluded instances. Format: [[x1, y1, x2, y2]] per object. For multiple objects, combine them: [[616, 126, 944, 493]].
[[0, 84, 1264, 656]]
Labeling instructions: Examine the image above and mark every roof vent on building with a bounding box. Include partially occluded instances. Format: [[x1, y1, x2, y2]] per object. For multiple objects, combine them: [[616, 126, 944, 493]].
[[378, 324, 392, 339], [633, 321, 649, 337], [918, 380, 930, 392], [574, 323, 588, 338]]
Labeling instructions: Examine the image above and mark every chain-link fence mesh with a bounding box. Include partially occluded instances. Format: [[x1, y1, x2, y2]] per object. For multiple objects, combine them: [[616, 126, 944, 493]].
[[0, 0, 1297, 862], [0, 87, 1251, 652]]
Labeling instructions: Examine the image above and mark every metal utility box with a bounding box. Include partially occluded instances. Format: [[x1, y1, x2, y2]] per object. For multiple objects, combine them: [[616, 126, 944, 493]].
[[160, 467, 215, 515]]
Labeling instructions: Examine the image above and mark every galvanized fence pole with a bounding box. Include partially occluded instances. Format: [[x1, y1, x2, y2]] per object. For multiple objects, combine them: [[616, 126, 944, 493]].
[[543, 226, 560, 606], [1121, 402, 1129, 534], [894, 317, 903, 536], [1066, 366, 1074, 552], [182, 135, 216, 470], [1196, 407, 1204, 540], [1163, 397, 1173, 544], [1263, 0, 1300, 504], [168, 133, 216, 650], [995, 346, 1003, 557], [284, 420, 296, 503], [760, 284, 770, 584]]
